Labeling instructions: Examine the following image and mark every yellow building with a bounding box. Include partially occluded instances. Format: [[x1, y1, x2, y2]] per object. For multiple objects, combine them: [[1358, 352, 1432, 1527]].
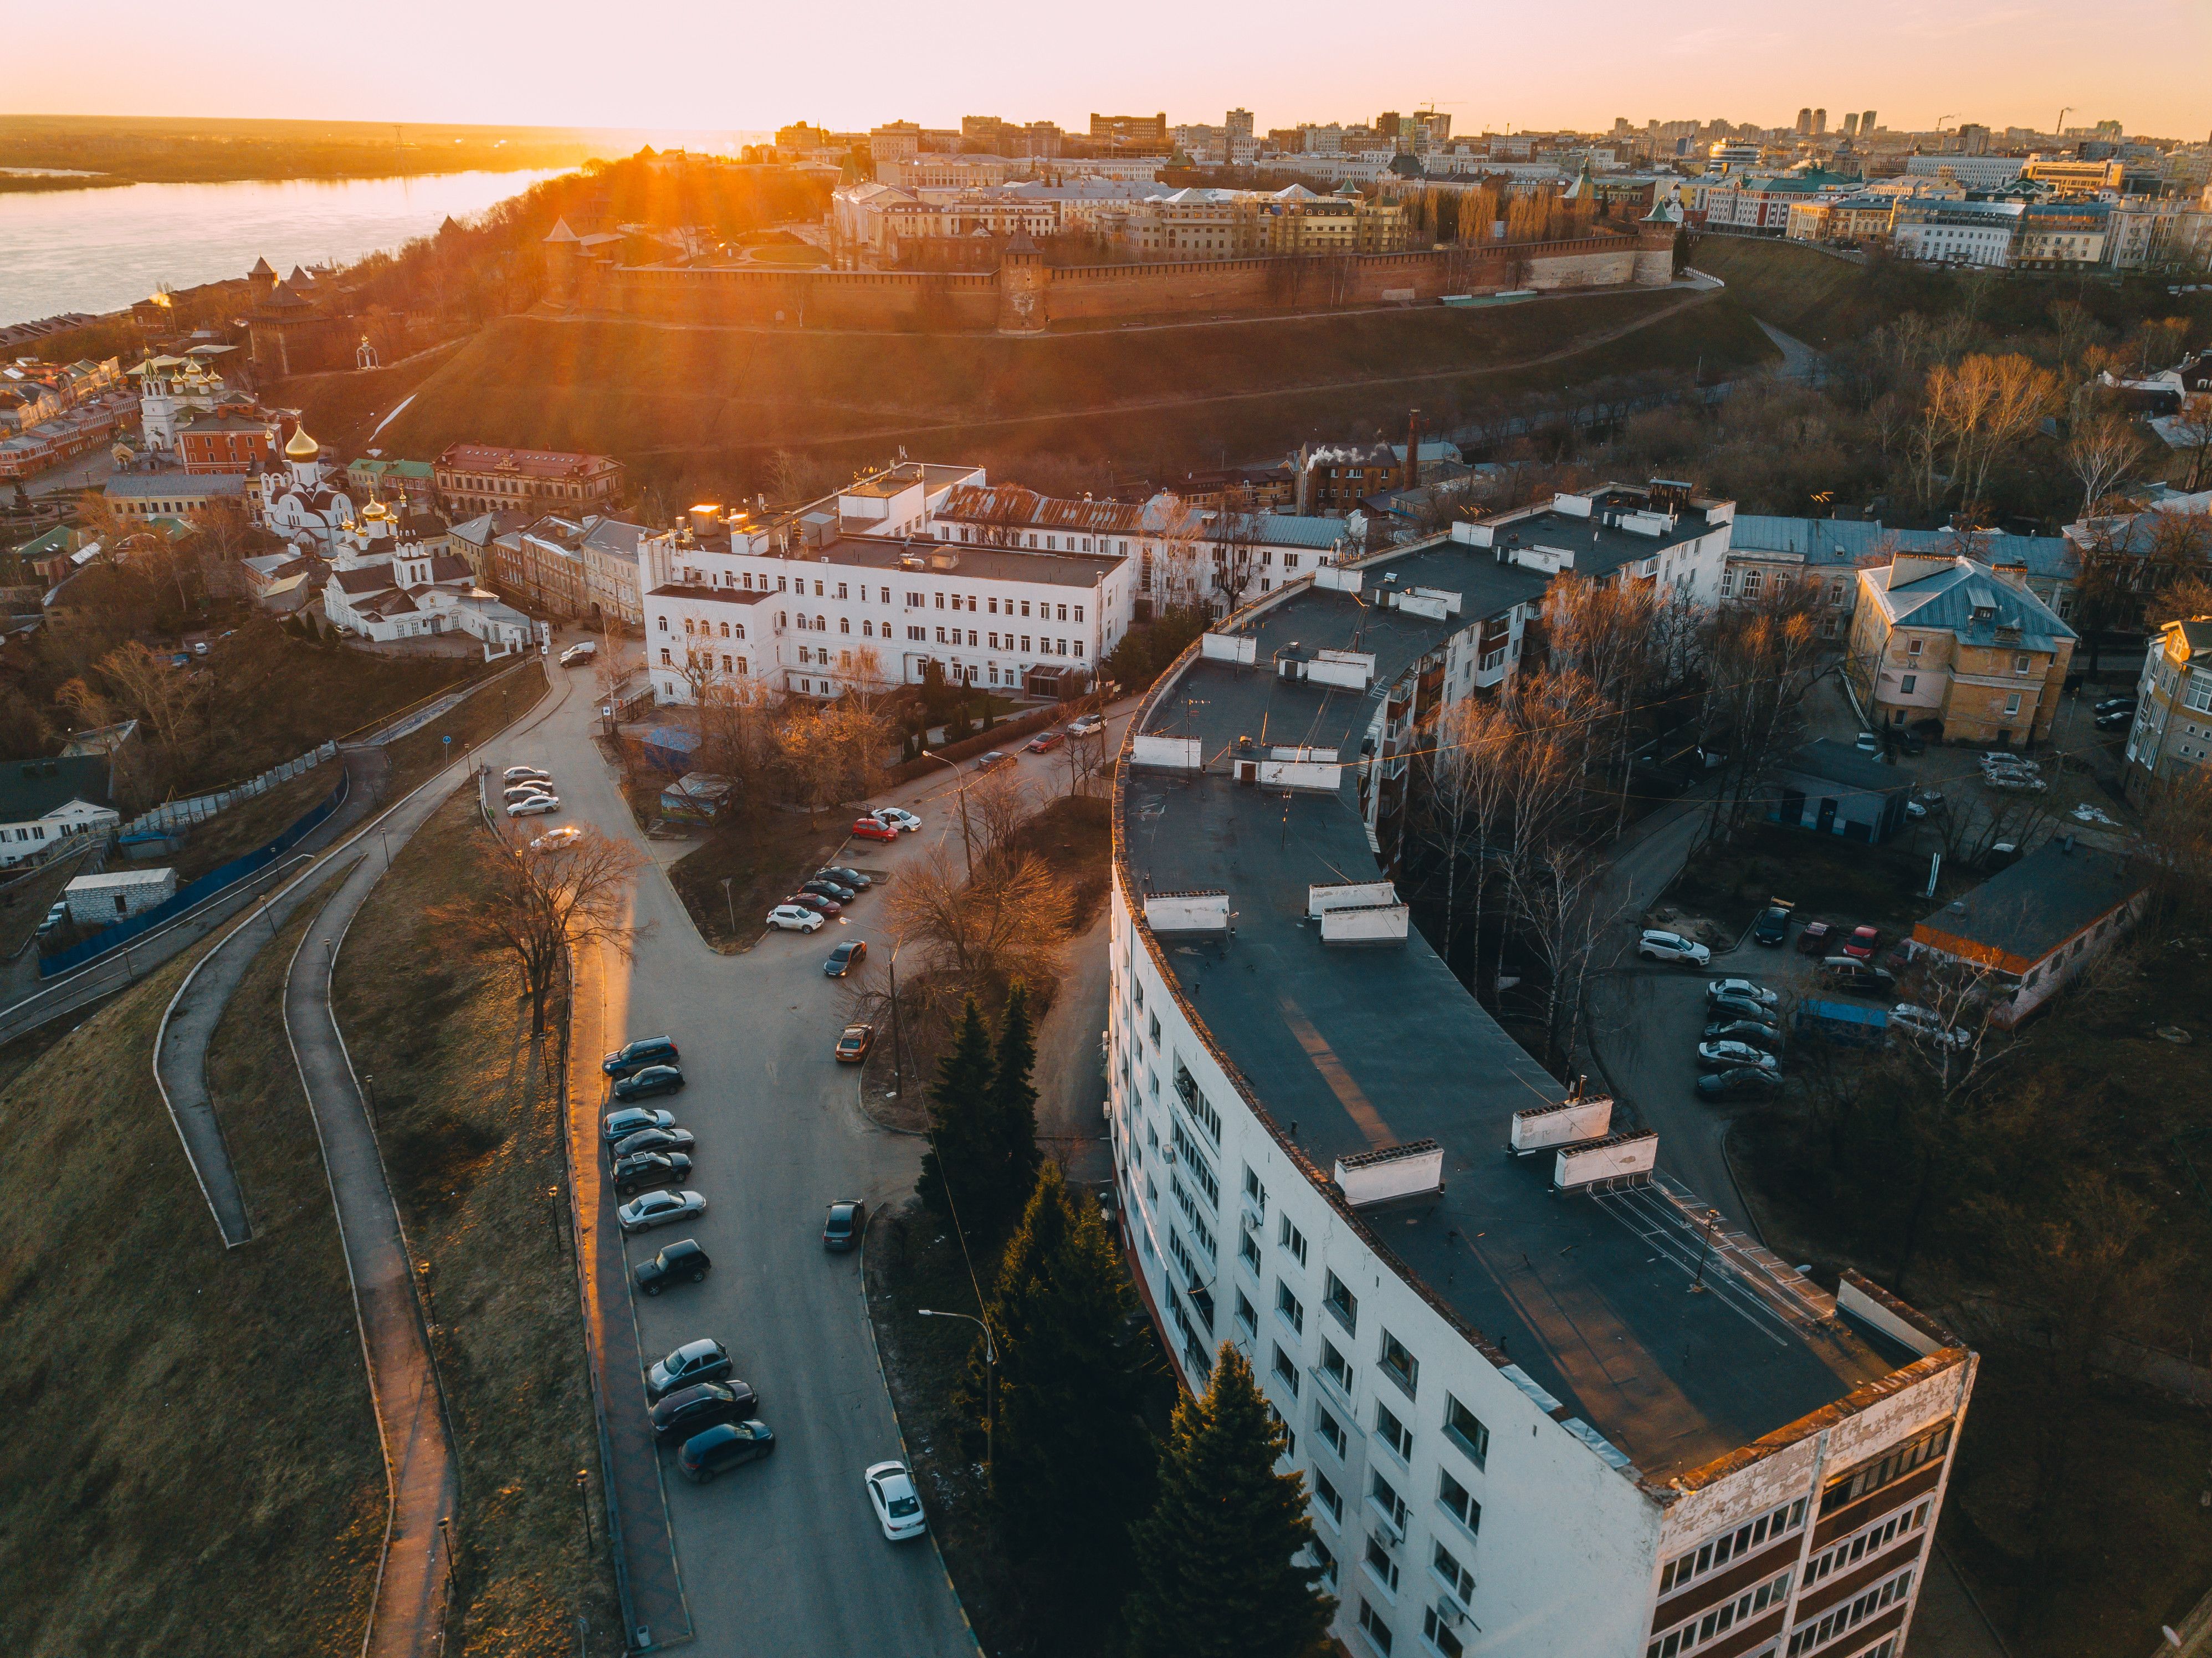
[[2122, 616, 2212, 804]]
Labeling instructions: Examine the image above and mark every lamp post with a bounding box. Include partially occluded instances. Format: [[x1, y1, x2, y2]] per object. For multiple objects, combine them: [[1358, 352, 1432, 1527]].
[[918, 1308, 995, 1471], [919, 750, 973, 877], [720, 877, 736, 940], [1689, 1207, 1721, 1293]]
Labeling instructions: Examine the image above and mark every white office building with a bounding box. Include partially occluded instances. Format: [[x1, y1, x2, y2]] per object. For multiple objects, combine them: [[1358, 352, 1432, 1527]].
[[1891, 200, 2021, 267]]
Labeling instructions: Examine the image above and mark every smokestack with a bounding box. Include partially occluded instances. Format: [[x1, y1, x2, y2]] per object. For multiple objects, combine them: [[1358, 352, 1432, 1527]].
[[1405, 409, 1421, 493]]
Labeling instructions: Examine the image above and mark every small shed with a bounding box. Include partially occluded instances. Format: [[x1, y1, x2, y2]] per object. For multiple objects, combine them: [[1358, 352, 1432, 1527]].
[[65, 866, 178, 924], [636, 726, 702, 774], [1767, 739, 1912, 843], [659, 771, 735, 822]]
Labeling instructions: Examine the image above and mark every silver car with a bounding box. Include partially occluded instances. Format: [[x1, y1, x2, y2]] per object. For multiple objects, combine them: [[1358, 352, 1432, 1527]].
[[618, 1188, 708, 1234]]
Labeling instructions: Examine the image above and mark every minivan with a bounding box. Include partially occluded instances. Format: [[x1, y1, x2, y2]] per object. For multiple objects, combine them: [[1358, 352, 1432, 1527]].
[[604, 1036, 679, 1077]]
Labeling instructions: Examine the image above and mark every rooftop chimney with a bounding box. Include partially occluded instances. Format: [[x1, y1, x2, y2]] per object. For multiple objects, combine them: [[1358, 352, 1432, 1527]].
[[1405, 409, 1422, 493]]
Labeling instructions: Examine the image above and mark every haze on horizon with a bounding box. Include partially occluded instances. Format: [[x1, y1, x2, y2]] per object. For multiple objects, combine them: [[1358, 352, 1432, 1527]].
[[11, 0, 2210, 141]]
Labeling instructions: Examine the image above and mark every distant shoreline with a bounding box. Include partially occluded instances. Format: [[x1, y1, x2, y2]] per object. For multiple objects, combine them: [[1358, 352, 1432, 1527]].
[[0, 173, 132, 195], [0, 162, 578, 195]]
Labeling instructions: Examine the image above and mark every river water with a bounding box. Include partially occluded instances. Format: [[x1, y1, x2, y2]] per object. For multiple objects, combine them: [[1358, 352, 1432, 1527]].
[[0, 169, 561, 329]]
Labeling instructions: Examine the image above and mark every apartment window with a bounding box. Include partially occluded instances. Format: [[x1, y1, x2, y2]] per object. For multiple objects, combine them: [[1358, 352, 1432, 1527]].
[[1375, 1400, 1413, 1463], [1821, 1421, 1953, 1514], [1437, 1468, 1479, 1532], [1719, 571, 1737, 596], [1277, 1282, 1306, 1336], [1273, 1344, 1302, 1397], [1148, 1014, 1160, 1046], [1783, 1568, 1911, 1657], [1369, 1470, 1408, 1533], [908, 626, 925, 641], [1421, 1608, 1466, 1658], [1442, 1397, 1489, 1468], [1315, 1405, 1349, 1460], [1243, 1166, 1266, 1215], [1309, 1537, 1338, 1589], [1431, 1540, 1475, 1603], [1235, 1289, 1257, 1337], [1325, 1270, 1359, 1334], [1805, 1498, 1930, 1587], [2013, 652, 2031, 675], [1740, 568, 1763, 597], [2002, 693, 2021, 717], [1659, 1497, 1809, 1591], [1321, 1338, 1354, 1398], [1650, 1567, 1796, 1658], [659, 647, 672, 664], [1364, 1534, 1401, 1594], [1357, 1599, 1395, 1654], [1378, 1331, 1419, 1398], [1278, 1215, 1308, 1268], [1907, 636, 1922, 657], [1239, 1228, 1262, 1275], [1313, 1468, 1344, 1526]]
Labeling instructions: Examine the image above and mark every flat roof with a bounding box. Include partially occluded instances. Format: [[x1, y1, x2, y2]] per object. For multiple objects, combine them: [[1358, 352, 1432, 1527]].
[[1915, 840, 2143, 964], [1487, 498, 1721, 581], [1121, 549, 1913, 1482], [813, 538, 1124, 590]]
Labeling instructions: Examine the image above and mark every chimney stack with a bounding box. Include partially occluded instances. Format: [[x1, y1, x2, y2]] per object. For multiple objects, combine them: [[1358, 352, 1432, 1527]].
[[1405, 409, 1421, 493]]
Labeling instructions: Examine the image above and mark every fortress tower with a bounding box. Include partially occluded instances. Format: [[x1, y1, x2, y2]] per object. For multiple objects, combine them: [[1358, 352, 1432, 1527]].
[[995, 228, 1048, 335], [1635, 191, 1682, 284]]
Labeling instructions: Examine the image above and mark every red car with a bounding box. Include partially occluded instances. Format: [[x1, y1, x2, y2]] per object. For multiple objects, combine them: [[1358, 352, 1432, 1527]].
[[785, 892, 843, 916], [1795, 920, 1834, 956], [1841, 924, 1880, 961], [1026, 729, 1066, 754], [849, 817, 900, 842]]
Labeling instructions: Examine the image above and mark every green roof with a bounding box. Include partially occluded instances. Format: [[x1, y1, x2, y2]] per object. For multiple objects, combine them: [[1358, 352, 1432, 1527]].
[[9, 525, 75, 559]]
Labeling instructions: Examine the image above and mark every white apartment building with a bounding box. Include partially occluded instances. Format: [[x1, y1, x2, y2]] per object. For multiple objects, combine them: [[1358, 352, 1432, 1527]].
[[1108, 528, 1975, 1658], [1891, 199, 2021, 267], [1902, 153, 2024, 189]]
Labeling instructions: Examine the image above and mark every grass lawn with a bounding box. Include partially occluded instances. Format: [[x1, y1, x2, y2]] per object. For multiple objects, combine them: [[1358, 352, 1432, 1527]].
[[1005, 792, 1112, 933], [1663, 819, 1958, 939], [0, 904, 385, 1655], [382, 659, 550, 797], [665, 805, 846, 950], [331, 790, 621, 1656], [167, 759, 345, 882]]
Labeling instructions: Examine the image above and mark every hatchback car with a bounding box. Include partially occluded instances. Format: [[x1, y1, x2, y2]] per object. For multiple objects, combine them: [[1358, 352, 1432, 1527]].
[[834, 1024, 875, 1064], [559, 641, 597, 666], [1889, 1002, 1973, 1050], [530, 826, 584, 852], [647, 1337, 731, 1400], [1820, 959, 1898, 998], [602, 1105, 676, 1143], [767, 904, 825, 933], [1854, 731, 1883, 754], [818, 866, 873, 890], [972, 750, 1014, 773], [785, 892, 843, 917], [1706, 978, 1780, 1007], [850, 817, 902, 843], [824, 940, 868, 978], [864, 1460, 928, 1541], [1697, 1040, 1780, 1073], [619, 1188, 708, 1235], [503, 782, 554, 802], [1840, 925, 1881, 961], [507, 795, 561, 817], [2095, 695, 2137, 717], [612, 1124, 697, 1161], [1638, 930, 1711, 966], [634, 1237, 711, 1296], [612, 1150, 694, 1194], [1707, 991, 1775, 1024], [1751, 906, 1792, 946], [612, 1065, 685, 1102], [2094, 709, 2133, 732], [1067, 714, 1107, 737], [1703, 1018, 1782, 1050], [802, 878, 857, 903], [503, 766, 552, 784], [1026, 729, 1066, 754], [680, 1420, 776, 1482], [651, 1379, 760, 1445], [871, 807, 923, 832], [1696, 1067, 1783, 1102], [823, 1199, 865, 1251], [605, 1037, 680, 1078], [1795, 920, 1835, 956]]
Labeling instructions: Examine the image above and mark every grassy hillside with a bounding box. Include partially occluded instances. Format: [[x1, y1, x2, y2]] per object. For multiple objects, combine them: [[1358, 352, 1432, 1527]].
[[0, 897, 384, 1655], [361, 290, 1779, 490], [1687, 237, 1885, 350]]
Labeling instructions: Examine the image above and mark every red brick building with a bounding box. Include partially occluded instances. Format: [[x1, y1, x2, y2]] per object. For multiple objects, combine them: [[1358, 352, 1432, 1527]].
[[176, 408, 278, 475], [435, 443, 624, 517]]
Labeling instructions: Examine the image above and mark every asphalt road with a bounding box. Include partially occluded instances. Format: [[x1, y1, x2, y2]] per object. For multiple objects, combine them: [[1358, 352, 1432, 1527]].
[[485, 643, 1131, 1658]]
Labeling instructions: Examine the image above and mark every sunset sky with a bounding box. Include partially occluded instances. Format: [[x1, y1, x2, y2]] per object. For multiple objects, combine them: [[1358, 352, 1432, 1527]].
[[12, 0, 2210, 140]]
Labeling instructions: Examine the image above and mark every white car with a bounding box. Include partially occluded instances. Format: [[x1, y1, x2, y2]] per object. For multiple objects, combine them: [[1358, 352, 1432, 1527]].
[[767, 904, 825, 933], [871, 806, 922, 832], [1888, 1004, 1973, 1050], [503, 766, 552, 784], [617, 1188, 707, 1234], [1067, 713, 1108, 737], [1706, 977, 1780, 1007], [864, 1460, 928, 1541], [1638, 929, 1711, 966], [560, 642, 597, 666], [506, 795, 561, 817], [1904, 799, 1928, 819], [502, 783, 554, 802], [530, 826, 584, 852]]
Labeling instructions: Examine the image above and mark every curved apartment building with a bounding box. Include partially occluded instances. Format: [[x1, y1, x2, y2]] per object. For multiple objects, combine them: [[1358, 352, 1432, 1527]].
[[1107, 532, 1976, 1658]]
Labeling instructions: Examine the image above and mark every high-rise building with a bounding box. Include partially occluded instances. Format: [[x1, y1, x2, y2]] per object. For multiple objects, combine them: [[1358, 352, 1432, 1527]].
[[1813, 108, 1827, 136], [1862, 110, 1878, 134], [1225, 108, 1254, 144], [1089, 112, 1169, 147], [1796, 107, 1813, 136], [1375, 110, 1403, 149], [1843, 112, 1861, 138]]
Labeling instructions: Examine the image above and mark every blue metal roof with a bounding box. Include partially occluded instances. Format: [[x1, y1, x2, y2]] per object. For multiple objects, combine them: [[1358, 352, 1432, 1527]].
[[1729, 516, 2077, 581]]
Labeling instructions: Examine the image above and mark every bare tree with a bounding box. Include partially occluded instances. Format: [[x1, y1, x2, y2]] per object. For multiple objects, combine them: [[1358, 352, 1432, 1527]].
[[1697, 580, 1826, 847], [1505, 836, 1620, 1073], [965, 766, 1035, 866], [886, 845, 1072, 1008], [438, 826, 647, 1035], [2064, 412, 2147, 519], [2170, 392, 2212, 493], [1414, 697, 1515, 982]]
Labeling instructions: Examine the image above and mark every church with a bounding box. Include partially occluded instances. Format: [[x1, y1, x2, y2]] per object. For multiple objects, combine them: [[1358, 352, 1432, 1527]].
[[319, 497, 534, 658], [260, 425, 359, 553]]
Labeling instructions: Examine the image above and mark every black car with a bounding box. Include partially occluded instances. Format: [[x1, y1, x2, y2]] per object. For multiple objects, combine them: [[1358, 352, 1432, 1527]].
[[1697, 1068, 1783, 1102], [601, 1106, 675, 1144], [613, 1064, 686, 1102], [824, 940, 868, 978], [1708, 991, 1773, 1024], [603, 1036, 680, 1077], [651, 1378, 761, 1445], [818, 866, 872, 890], [2095, 709, 2133, 732], [1703, 1018, 1782, 1051], [1750, 907, 1791, 946], [613, 1150, 694, 1194], [823, 1199, 865, 1251], [612, 1124, 698, 1163], [802, 878, 857, 903], [678, 1420, 776, 1482], [1820, 959, 1898, 999], [2095, 695, 2137, 717], [634, 1237, 711, 1296]]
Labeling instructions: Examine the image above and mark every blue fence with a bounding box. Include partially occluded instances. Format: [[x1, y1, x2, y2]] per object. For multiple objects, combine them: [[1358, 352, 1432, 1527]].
[[40, 768, 352, 979]]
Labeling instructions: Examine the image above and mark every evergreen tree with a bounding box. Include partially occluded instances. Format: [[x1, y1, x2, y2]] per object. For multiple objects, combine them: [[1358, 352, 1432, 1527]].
[[985, 980, 1043, 1229], [1125, 1344, 1335, 1658], [917, 996, 996, 1231], [980, 1163, 1159, 1621]]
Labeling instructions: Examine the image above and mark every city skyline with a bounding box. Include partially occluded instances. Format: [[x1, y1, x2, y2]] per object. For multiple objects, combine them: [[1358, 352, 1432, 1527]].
[[9, 0, 2209, 142]]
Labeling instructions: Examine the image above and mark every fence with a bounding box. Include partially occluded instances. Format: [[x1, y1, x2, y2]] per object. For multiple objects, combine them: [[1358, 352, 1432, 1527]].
[[125, 741, 340, 835], [42, 767, 350, 978]]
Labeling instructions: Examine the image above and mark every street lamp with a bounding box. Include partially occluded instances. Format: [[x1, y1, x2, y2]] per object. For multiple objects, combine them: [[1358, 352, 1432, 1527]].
[[1689, 1207, 1722, 1293], [919, 750, 974, 877], [720, 876, 736, 940], [918, 1308, 995, 1470]]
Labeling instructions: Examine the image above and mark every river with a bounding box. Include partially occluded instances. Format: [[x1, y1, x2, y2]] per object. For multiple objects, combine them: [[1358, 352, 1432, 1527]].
[[0, 169, 562, 329]]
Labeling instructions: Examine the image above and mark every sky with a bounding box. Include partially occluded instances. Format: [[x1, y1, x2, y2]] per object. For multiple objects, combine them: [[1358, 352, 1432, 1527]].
[[12, 0, 2210, 141]]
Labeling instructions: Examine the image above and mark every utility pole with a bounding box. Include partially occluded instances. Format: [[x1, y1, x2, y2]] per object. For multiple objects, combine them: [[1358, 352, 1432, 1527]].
[[1689, 1207, 1721, 1293]]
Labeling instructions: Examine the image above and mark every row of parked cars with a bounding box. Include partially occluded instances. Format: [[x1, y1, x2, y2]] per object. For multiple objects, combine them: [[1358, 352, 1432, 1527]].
[[500, 765, 563, 819], [767, 863, 882, 933]]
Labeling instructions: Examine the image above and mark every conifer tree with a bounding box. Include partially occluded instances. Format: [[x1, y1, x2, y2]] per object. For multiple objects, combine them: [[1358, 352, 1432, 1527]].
[[985, 979, 1043, 1229], [980, 1162, 1159, 1620], [1124, 1344, 1335, 1658], [918, 996, 996, 1230]]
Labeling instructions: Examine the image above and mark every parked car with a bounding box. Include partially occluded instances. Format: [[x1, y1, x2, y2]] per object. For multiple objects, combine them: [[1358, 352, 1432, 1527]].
[[2095, 695, 2137, 717], [767, 904, 825, 932], [613, 1150, 694, 1194], [2094, 709, 2133, 732], [1986, 774, 2047, 793], [503, 782, 554, 802], [1853, 731, 1882, 754], [1066, 713, 1107, 738], [1703, 1018, 1782, 1050], [849, 817, 902, 843], [619, 1188, 708, 1235], [507, 795, 561, 817], [503, 766, 552, 784], [602, 1105, 675, 1143], [646, 1337, 731, 1400], [37, 902, 65, 937], [1637, 929, 1711, 966], [530, 826, 585, 851], [613, 1064, 685, 1102], [1696, 1067, 1783, 1102], [1706, 978, 1779, 1007], [834, 1024, 875, 1064], [784, 892, 843, 917], [605, 1036, 680, 1077], [1888, 1003, 1973, 1050], [823, 1199, 866, 1251], [634, 1238, 711, 1296], [1840, 925, 1881, 961], [864, 1460, 928, 1541], [1819, 958, 1897, 998], [802, 878, 857, 903], [559, 641, 597, 666], [1903, 799, 1929, 820], [871, 807, 923, 832], [651, 1378, 760, 1445], [972, 750, 1015, 773], [1707, 991, 1772, 1023], [1026, 729, 1066, 754], [1696, 1040, 1780, 1073], [1795, 920, 1835, 956], [818, 866, 873, 889], [1751, 906, 1792, 946], [679, 1420, 776, 1482], [612, 1124, 697, 1162], [824, 940, 868, 978]]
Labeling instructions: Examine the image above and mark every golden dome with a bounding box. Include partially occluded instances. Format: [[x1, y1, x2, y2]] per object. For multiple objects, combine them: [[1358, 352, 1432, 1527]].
[[360, 499, 392, 522], [285, 426, 320, 459]]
